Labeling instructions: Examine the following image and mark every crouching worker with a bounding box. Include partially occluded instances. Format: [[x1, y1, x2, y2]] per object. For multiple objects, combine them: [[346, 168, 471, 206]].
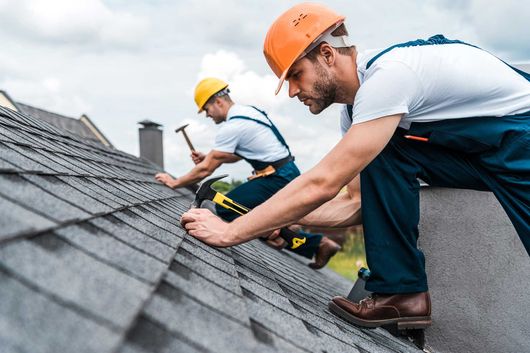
[[155, 77, 343, 269], [181, 3, 530, 330]]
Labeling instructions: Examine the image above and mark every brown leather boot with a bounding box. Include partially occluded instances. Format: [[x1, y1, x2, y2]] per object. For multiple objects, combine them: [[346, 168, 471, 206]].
[[329, 292, 432, 329], [309, 236, 341, 269]]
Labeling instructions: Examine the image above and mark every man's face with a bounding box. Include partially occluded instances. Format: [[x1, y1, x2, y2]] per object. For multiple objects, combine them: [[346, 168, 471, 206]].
[[286, 57, 337, 115], [203, 98, 225, 124]]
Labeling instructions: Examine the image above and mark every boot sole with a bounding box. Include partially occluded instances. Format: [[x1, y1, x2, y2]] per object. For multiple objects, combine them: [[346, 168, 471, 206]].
[[328, 301, 432, 329]]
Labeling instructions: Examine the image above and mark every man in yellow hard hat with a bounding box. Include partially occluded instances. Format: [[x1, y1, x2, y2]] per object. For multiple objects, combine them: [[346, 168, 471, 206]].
[[180, 3, 530, 330], [155, 77, 346, 269]]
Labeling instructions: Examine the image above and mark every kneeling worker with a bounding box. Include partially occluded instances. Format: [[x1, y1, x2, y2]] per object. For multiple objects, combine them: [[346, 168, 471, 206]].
[[155, 77, 342, 268], [181, 3, 530, 331]]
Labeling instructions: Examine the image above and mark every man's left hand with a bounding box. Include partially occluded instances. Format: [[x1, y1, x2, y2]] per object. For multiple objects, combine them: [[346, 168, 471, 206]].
[[181, 208, 233, 247], [155, 173, 176, 188]]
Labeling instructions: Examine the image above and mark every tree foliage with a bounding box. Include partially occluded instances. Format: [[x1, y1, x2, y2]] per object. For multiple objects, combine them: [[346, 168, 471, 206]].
[[211, 178, 243, 194]]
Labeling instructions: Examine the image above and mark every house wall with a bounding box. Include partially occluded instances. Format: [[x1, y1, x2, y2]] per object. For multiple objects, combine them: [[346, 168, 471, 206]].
[[419, 187, 530, 353]]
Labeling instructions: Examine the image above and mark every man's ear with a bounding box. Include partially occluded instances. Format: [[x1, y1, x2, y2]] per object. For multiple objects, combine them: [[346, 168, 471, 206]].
[[319, 43, 336, 67], [213, 97, 222, 107]]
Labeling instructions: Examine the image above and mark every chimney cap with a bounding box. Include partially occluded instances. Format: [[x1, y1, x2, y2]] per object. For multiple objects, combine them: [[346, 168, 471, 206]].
[[138, 120, 163, 128]]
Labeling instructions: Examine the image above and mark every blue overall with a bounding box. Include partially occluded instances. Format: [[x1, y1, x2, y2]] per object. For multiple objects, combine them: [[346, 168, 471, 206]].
[[215, 106, 323, 258], [348, 35, 530, 293]]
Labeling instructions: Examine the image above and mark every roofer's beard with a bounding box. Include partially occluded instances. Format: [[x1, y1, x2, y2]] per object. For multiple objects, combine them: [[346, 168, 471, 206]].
[[309, 62, 337, 114]]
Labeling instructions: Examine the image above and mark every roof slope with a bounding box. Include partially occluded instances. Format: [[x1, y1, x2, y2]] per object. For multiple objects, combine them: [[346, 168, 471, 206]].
[[15, 102, 113, 147], [0, 105, 422, 353]]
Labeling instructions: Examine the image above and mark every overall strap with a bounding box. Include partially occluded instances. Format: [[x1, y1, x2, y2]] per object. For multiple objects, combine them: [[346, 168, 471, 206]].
[[366, 34, 475, 70], [365, 34, 529, 82], [344, 35, 530, 125], [229, 106, 292, 156], [346, 104, 353, 123]]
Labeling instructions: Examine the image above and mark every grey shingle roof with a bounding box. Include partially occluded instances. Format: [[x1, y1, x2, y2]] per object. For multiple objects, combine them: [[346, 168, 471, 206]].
[[15, 102, 113, 147], [0, 105, 423, 353]]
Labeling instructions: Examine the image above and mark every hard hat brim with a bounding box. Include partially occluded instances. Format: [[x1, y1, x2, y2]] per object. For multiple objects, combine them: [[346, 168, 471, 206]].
[[275, 70, 288, 95]]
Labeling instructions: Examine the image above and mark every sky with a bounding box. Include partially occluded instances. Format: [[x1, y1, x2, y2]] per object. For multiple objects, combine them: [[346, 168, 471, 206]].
[[1, 0, 529, 180]]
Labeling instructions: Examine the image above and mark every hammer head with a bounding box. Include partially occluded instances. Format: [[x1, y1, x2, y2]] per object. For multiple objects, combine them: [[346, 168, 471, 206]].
[[193, 174, 228, 207], [175, 123, 189, 133]]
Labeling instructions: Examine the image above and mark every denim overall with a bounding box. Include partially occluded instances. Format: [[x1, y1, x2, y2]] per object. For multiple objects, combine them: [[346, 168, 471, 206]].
[[347, 35, 530, 293], [216, 106, 322, 258]]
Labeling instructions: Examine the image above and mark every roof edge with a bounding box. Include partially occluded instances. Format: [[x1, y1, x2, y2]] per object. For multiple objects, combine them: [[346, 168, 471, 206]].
[[0, 90, 20, 112], [79, 114, 114, 148]]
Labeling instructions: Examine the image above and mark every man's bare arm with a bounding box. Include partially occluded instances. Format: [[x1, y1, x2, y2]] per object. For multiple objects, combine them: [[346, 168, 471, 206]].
[[181, 114, 401, 247], [298, 176, 361, 228], [155, 150, 241, 188]]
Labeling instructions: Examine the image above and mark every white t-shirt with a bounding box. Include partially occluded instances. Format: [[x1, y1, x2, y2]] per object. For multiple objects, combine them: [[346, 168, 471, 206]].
[[214, 104, 290, 162], [340, 43, 530, 134]]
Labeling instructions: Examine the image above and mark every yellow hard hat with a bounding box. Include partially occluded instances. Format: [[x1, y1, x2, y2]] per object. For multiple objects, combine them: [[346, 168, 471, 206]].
[[264, 3, 345, 95], [194, 78, 229, 113]]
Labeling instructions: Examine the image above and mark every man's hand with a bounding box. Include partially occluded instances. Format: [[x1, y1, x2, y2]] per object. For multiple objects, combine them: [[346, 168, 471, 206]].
[[155, 173, 176, 188], [191, 151, 206, 165], [181, 208, 233, 247], [263, 229, 286, 249]]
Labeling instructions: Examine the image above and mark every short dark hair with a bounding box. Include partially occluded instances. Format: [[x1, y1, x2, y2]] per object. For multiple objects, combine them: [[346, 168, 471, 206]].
[[205, 92, 232, 107], [305, 24, 355, 61]]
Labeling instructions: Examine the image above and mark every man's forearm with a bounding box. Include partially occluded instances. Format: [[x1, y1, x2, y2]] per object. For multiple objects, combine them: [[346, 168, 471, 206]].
[[172, 166, 211, 188], [298, 190, 362, 228], [226, 170, 341, 243]]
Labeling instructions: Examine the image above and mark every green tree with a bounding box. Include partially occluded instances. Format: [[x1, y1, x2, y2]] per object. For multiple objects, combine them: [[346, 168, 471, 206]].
[[212, 178, 244, 194]]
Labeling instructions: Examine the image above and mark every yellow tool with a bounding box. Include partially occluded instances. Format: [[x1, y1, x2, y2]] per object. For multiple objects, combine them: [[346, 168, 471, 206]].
[[193, 174, 307, 249]]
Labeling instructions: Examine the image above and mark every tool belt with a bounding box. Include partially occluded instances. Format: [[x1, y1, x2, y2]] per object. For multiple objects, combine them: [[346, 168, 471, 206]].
[[247, 155, 294, 181]]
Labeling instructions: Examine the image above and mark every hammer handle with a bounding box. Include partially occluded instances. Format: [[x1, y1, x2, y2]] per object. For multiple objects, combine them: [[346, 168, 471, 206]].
[[181, 130, 195, 151], [211, 193, 307, 250]]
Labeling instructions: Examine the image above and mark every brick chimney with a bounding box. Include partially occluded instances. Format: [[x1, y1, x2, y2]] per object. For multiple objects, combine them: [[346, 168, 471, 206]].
[[138, 120, 164, 168]]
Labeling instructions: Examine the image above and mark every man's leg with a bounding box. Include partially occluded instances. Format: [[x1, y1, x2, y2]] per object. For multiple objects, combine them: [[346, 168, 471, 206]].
[[330, 133, 489, 328], [476, 116, 530, 252], [330, 115, 529, 328], [360, 134, 491, 293]]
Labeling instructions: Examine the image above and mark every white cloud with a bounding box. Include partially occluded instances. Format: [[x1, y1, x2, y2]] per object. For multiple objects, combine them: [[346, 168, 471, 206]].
[[196, 50, 288, 112], [2, 76, 91, 116], [467, 1, 530, 59], [429, 0, 530, 59], [0, 0, 150, 48]]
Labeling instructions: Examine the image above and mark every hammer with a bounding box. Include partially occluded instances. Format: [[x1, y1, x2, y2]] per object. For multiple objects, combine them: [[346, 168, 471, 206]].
[[193, 174, 307, 250], [175, 124, 195, 151]]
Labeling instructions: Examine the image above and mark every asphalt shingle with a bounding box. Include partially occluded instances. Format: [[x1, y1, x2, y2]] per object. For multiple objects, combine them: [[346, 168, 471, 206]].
[[23, 174, 113, 215], [0, 141, 53, 173], [0, 174, 90, 222], [0, 195, 56, 241], [54, 223, 167, 284], [0, 269, 122, 353], [89, 215, 175, 263], [144, 292, 258, 353], [112, 209, 184, 249]]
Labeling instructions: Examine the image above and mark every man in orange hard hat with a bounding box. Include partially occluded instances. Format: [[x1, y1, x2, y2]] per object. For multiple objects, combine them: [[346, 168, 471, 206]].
[[181, 3, 530, 330], [156, 77, 345, 269]]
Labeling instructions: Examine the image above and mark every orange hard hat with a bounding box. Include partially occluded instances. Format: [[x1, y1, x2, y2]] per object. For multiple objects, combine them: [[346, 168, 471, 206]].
[[264, 2, 345, 95]]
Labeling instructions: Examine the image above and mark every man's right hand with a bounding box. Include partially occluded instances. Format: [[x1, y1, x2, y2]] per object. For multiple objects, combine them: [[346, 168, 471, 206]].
[[263, 229, 286, 249], [191, 151, 206, 164]]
